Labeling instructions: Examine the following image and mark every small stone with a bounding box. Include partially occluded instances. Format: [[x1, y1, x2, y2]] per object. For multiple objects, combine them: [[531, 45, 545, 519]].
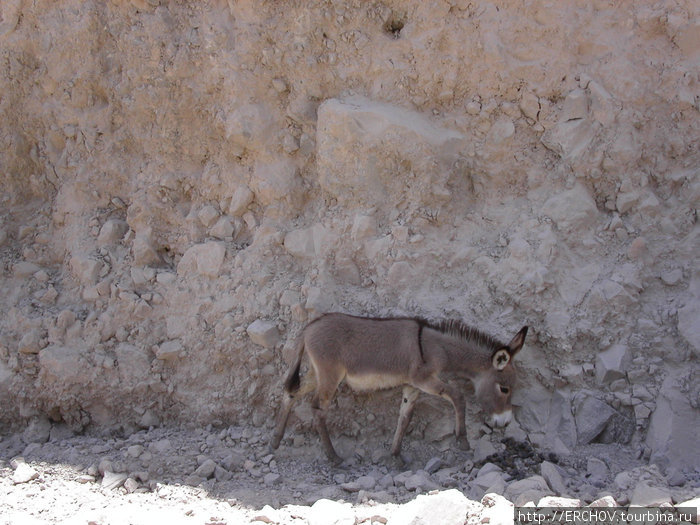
[[155, 340, 183, 361], [18, 330, 42, 354], [228, 186, 255, 216], [127, 445, 144, 458], [194, 459, 217, 479], [247, 320, 280, 348], [198, 205, 220, 227], [667, 468, 687, 487], [595, 344, 630, 384], [660, 269, 683, 286], [538, 496, 582, 507], [76, 474, 96, 484], [124, 477, 139, 493], [424, 457, 443, 474], [403, 470, 440, 492], [540, 461, 567, 496], [209, 216, 235, 239], [23, 416, 52, 444], [12, 463, 39, 484], [341, 475, 376, 492], [14, 261, 41, 278], [101, 471, 128, 490], [263, 472, 281, 486], [586, 457, 609, 483], [630, 481, 672, 507], [351, 215, 377, 241], [97, 220, 128, 246], [589, 495, 618, 507]]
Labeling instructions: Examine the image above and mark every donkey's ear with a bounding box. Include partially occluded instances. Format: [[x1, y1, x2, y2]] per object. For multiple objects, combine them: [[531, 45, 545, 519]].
[[492, 349, 511, 370], [507, 326, 528, 356]]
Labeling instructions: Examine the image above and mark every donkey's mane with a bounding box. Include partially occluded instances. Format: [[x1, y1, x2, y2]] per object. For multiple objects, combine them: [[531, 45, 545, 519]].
[[421, 318, 505, 352]]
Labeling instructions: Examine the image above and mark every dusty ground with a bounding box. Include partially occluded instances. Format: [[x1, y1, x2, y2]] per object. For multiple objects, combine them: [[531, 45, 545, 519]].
[[2, 422, 698, 525]]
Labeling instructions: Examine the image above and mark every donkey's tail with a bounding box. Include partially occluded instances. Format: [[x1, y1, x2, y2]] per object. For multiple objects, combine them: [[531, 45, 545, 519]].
[[283, 335, 305, 394]]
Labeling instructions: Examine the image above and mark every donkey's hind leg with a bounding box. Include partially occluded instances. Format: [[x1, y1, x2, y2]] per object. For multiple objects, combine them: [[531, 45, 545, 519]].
[[390, 386, 420, 456], [311, 370, 344, 464], [270, 392, 294, 450]]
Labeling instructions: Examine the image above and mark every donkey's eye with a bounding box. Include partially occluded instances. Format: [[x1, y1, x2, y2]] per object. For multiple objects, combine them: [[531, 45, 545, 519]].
[[499, 386, 510, 395]]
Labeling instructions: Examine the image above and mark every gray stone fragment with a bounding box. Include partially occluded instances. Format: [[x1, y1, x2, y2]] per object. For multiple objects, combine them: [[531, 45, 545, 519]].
[[247, 320, 280, 348], [23, 416, 52, 444], [574, 395, 617, 445], [97, 219, 128, 246], [194, 459, 217, 479], [424, 457, 443, 474], [263, 472, 281, 486], [540, 461, 567, 496], [595, 344, 630, 384], [630, 481, 672, 506], [101, 471, 128, 490]]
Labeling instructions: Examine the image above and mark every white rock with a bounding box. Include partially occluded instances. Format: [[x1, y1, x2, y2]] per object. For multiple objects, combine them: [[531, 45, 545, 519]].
[[351, 215, 377, 241], [541, 119, 597, 160], [481, 493, 512, 525], [14, 261, 40, 278], [308, 499, 355, 525], [97, 219, 128, 246], [177, 242, 226, 278], [562, 89, 589, 121], [543, 184, 598, 233], [132, 230, 160, 266], [12, 463, 39, 484], [250, 160, 302, 210], [392, 489, 475, 525], [595, 344, 630, 384], [589, 495, 618, 507], [198, 205, 220, 227], [101, 471, 128, 490], [18, 330, 42, 354], [70, 256, 102, 285], [660, 269, 683, 286], [537, 496, 582, 507], [228, 186, 254, 216], [316, 96, 463, 209], [284, 227, 317, 259], [155, 340, 183, 360], [247, 320, 280, 348], [209, 216, 235, 239]]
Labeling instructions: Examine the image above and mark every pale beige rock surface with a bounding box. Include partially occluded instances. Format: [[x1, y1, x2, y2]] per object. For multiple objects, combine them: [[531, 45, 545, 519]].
[[1, 0, 698, 520]]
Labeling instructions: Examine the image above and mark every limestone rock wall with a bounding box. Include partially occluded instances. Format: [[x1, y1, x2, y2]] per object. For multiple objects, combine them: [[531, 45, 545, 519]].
[[0, 1, 698, 473]]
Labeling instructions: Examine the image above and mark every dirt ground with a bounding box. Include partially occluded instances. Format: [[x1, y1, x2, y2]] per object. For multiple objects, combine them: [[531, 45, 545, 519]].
[[2, 421, 698, 525]]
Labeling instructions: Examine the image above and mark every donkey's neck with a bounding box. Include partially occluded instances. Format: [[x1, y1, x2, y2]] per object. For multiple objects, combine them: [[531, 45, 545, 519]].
[[423, 327, 494, 377]]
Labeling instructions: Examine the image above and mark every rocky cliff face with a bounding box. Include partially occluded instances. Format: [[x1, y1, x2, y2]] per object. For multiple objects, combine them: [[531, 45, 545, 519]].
[[1, 0, 698, 480]]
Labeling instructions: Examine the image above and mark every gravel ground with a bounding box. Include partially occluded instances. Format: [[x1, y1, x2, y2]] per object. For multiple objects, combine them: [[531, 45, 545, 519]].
[[2, 424, 698, 525]]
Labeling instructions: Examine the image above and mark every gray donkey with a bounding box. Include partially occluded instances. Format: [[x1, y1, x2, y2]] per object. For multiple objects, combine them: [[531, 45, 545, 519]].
[[270, 312, 527, 463]]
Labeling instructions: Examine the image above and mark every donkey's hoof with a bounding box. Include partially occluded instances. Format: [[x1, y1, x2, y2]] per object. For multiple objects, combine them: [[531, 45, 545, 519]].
[[455, 436, 471, 451]]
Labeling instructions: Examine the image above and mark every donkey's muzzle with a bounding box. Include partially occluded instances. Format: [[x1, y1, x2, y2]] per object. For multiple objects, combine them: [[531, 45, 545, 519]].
[[489, 409, 512, 428]]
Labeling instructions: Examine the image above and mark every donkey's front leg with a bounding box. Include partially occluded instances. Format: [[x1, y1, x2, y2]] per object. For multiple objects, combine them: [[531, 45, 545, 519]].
[[416, 377, 470, 450], [390, 386, 420, 456]]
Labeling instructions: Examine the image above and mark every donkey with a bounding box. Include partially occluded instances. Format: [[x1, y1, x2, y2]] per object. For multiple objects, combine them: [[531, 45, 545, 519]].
[[269, 312, 527, 463]]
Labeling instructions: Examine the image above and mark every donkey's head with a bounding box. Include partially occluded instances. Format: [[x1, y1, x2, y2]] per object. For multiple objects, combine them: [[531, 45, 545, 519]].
[[474, 326, 528, 428]]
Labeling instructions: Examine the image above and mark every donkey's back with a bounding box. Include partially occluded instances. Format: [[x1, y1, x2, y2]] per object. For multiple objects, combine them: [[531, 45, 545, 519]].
[[304, 313, 423, 388]]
